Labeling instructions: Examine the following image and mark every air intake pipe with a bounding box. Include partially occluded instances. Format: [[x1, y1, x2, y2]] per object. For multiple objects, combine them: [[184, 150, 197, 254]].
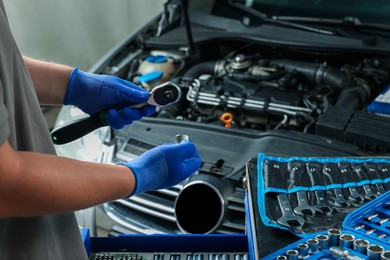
[[270, 59, 350, 92], [174, 174, 235, 234]]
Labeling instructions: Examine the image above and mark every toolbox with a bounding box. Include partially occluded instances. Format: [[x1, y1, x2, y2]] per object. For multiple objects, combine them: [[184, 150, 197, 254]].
[[82, 232, 249, 259], [245, 153, 390, 259]]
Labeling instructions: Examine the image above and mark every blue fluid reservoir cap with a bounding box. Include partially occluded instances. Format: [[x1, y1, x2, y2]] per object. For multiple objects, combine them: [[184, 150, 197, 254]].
[[145, 55, 168, 63], [138, 71, 163, 83]]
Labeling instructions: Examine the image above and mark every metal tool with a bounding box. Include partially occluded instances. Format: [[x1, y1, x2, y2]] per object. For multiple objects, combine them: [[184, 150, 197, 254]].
[[306, 238, 319, 254], [381, 251, 390, 260], [328, 229, 342, 247], [365, 214, 379, 222], [286, 250, 299, 260], [51, 82, 181, 145], [322, 163, 351, 207], [297, 243, 309, 259], [366, 229, 377, 235], [314, 190, 334, 213], [376, 218, 390, 226], [339, 234, 355, 249], [329, 246, 365, 260], [362, 185, 377, 200], [276, 194, 305, 228], [358, 163, 387, 195], [315, 234, 329, 250], [337, 162, 365, 202], [174, 134, 190, 143], [354, 225, 365, 231], [347, 186, 365, 202], [294, 191, 320, 216], [367, 244, 385, 260], [332, 188, 351, 207], [353, 239, 370, 254]]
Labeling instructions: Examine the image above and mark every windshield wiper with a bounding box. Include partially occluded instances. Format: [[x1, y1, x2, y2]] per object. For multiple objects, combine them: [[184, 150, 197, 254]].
[[227, 0, 334, 35], [273, 16, 390, 35]]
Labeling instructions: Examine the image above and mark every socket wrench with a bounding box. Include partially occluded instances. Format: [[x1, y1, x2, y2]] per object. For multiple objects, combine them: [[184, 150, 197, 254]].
[[51, 82, 181, 144]]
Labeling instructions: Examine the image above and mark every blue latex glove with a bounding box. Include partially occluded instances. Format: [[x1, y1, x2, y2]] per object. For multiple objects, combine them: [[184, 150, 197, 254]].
[[118, 140, 201, 197], [64, 68, 156, 129]]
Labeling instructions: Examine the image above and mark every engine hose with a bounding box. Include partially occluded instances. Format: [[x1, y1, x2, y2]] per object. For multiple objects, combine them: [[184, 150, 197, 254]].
[[184, 61, 218, 79], [157, 61, 218, 118], [227, 69, 287, 82], [270, 59, 350, 92]]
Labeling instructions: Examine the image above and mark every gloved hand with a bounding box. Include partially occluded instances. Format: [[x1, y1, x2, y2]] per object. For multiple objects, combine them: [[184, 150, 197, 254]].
[[64, 68, 156, 129], [118, 140, 201, 197]]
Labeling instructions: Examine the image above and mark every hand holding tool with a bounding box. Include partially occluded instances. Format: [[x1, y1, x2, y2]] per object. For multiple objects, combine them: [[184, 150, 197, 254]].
[[51, 82, 181, 144], [118, 140, 201, 197]]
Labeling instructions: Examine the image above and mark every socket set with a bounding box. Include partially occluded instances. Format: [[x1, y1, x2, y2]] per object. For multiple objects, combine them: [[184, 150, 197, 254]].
[[89, 252, 249, 260], [83, 233, 248, 260], [260, 189, 390, 260], [244, 154, 390, 259]]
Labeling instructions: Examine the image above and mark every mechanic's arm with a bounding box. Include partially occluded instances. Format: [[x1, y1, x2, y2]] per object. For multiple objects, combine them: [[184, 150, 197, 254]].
[[23, 56, 72, 105], [0, 139, 200, 218], [0, 139, 134, 218]]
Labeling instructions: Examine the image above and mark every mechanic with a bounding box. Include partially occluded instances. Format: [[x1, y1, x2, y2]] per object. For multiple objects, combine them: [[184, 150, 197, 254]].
[[0, 1, 201, 259]]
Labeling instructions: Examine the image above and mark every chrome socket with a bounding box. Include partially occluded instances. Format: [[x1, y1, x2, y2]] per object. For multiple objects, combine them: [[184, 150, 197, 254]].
[[353, 239, 370, 254], [174, 134, 190, 143], [339, 234, 355, 249], [315, 234, 329, 250], [328, 229, 342, 246], [297, 243, 309, 259], [367, 244, 385, 260], [286, 249, 299, 260], [381, 251, 390, 260], [306, 239, 319, 254]]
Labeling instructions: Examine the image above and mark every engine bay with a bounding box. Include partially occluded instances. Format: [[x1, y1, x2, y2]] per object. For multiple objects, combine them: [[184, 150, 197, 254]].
[[103, 39, 390, 155]]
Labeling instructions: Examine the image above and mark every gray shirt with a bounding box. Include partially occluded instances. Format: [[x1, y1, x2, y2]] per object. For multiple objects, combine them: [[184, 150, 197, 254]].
[[0, 1, 89, 259]]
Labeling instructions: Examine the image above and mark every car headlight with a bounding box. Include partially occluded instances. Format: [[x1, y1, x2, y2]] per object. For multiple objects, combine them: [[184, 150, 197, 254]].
[[53, 106, 111, 163]]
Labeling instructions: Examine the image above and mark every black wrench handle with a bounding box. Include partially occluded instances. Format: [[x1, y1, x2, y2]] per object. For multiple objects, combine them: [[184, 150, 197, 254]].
[[51, 111, 107, 145]]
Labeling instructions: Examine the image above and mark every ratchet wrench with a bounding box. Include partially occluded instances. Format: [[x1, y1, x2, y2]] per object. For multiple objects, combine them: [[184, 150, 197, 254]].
[[51, 82, 181, 145]]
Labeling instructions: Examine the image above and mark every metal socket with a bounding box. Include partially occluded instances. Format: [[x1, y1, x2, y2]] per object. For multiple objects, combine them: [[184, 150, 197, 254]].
[[381, 251, 390, 260], [286, 250, 299, 260], [353, 239, 370, 254], [297, 243, 309, 259], [328, 229, 342, 246], [339, 234, 355, 249], [174, 134, 190, 143], [306, 239, 319, 254], [367, 244, 385, 260], [315, 234, 330, 250]]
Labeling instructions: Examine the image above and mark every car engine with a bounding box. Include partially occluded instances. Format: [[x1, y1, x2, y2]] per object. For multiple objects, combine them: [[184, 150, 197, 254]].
[[124, 47, 390, 154]]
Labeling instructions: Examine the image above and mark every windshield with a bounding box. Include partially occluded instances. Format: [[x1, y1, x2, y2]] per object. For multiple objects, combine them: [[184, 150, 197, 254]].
[[247, 0, 390, 24]]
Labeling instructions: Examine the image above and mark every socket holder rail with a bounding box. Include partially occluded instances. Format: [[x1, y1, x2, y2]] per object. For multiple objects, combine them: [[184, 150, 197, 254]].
[[262, 190, 390, 260]]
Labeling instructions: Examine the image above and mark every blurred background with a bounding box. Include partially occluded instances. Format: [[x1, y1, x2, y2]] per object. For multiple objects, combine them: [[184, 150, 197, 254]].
[[4, 0, 164, 70], [3, 0, 165, 127], [4, 0, 165, 70]]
